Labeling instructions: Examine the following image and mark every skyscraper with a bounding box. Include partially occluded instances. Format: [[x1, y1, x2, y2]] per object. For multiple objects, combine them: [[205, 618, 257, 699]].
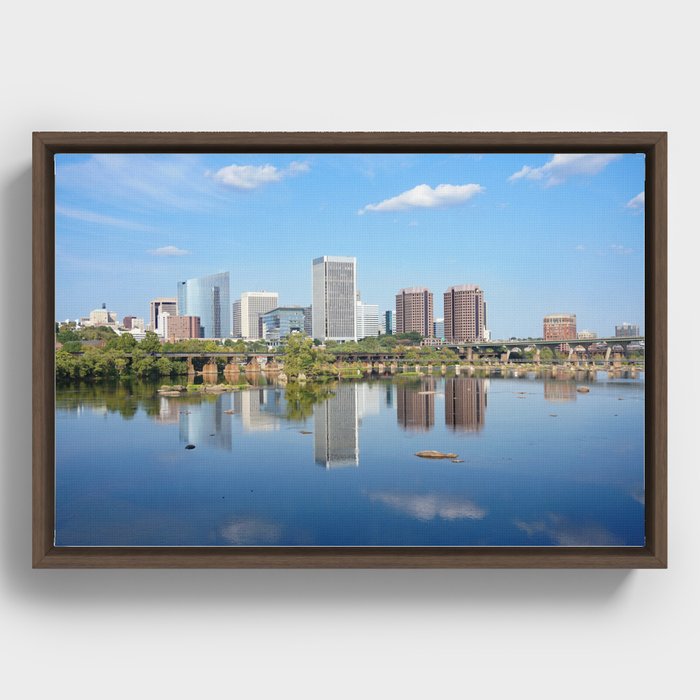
[[444, 284, 485, 342], [395, 287, 433, 337], [383, 310, 395, 335], [177, 272, 230, 339], [149, 298, 178, 335], [236, 291, 279, 340], [356, 301, 379, 339], [312, 256, 357, 342], [232, 299, 242, 338]]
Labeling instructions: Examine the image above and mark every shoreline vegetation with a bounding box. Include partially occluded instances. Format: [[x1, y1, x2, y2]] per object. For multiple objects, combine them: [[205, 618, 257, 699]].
[[55, 324, 644, 384]]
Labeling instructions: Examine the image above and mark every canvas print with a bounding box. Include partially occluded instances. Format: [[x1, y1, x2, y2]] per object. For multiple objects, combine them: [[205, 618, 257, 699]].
[[54, 152, 645, 547]]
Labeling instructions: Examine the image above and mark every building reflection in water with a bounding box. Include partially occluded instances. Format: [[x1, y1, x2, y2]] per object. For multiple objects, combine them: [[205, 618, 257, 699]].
[[155, 396, 180, 424], [444, 377, 487, 432], [397, 377, 435, 432], [543, 378, 577, 403], [233, 388, 285, 432], [313, 383, 359, 468], [357, 382, 381, 421], [179, 395, 233, 451]]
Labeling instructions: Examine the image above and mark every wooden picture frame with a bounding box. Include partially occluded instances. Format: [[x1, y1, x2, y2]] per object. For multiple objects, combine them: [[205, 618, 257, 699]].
[[33, 132, 667, 568]]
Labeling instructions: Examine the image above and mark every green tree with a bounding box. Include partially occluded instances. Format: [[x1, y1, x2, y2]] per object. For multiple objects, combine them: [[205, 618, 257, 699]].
[[139, 331, 162, 354]]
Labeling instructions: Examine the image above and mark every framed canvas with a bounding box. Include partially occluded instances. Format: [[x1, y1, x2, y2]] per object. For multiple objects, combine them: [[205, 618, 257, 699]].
[[33, 132, 667, 568]]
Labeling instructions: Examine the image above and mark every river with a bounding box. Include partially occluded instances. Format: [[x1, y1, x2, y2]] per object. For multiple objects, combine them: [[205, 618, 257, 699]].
[[55, 371, 645, 547]]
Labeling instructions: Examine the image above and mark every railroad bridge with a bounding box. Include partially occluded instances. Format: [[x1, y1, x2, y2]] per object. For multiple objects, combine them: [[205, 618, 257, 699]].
[[130, 335, 643, 370]]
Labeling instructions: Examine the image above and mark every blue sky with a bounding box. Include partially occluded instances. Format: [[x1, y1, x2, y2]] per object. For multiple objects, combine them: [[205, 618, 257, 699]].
[[55, 152, 645, 339]]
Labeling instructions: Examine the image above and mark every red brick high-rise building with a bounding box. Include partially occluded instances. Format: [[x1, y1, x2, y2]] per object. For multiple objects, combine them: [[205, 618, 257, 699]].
[[395, 287, 433, 337], [444, 284, 485, 342]]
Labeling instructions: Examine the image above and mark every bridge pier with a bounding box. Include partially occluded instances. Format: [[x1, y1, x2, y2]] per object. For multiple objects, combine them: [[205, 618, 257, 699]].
[[224, 360, 240, 382], [534, 349, 541, 365], [202, 360, 218, 382]]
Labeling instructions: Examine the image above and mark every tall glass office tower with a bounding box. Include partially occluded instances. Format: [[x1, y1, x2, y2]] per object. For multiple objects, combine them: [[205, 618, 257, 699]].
[[177, 271, 230, 339]]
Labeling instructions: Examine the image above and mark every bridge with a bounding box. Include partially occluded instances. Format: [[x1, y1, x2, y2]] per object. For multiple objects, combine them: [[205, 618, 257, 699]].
[[331, 336, 644, 363], [70, 336, 645, 367]]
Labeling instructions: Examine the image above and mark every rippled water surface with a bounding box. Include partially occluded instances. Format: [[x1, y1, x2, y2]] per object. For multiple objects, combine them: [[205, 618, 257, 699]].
[[55, 371, 645, 546]]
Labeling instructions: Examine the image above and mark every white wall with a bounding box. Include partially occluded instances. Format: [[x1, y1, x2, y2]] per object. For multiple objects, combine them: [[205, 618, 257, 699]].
[[1, 2, 696, 698]]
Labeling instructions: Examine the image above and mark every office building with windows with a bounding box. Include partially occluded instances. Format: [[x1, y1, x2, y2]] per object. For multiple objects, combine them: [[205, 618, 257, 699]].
[[149, 297, 178, 335], [433, 318, 445, 340], [312, 256, 357, 342], [234, 291, 279, 340], [261, 306, 307, 342], [177, 272, 230, 339], [395, 287, 433, 337], [444, 285, 485, 342], [543, 313, 577, 341], [382, 310, 395, 335], [356, 301, 379, 339], [615, 322, 640, 337], [163, 313, 201, 341]]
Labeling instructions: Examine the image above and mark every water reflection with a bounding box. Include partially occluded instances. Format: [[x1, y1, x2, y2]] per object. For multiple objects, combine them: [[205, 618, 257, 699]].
[[369, 492, 487, 521], [179, 397, 233, 451], [444, 377, 487, 432], [234, 388, 285, 432], [543, 378, 577, 403], [313, 383, 359, 468], [397, 378, 435, 432], [56, 371, 638, 466], [55, 372, 646, 546]]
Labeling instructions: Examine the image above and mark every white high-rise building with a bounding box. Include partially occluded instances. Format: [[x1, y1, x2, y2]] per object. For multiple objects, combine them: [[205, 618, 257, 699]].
[[312, 256, 357, 342], [236, 291, 279, 340], [356, 301, 379, 339]]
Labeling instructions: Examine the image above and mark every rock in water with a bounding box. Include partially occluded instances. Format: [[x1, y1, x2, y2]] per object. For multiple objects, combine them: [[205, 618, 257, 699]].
[[576, 386, 590, 393], [185, 444, 196, 450], [415, 450, 458, 459]]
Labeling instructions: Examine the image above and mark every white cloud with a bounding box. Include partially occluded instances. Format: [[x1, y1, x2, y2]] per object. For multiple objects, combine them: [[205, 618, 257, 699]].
[[211, 161, 310, 189], [575, 244, 586, 252], [149, 245, 190, 256], [610, 244, 634, 255], [359, 183, 484, 214], [509, 154, 621, 186], [515, 515, 623, 546], [220, 518, 281, 545], [626, 191, 645, 209], [369, 492, 486, 521], [57, 154, 225, 213], [56, 205, 154, 231]]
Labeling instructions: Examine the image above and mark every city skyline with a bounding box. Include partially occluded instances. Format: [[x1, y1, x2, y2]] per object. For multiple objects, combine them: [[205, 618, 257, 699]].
[[55, 152, 645, 338]]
